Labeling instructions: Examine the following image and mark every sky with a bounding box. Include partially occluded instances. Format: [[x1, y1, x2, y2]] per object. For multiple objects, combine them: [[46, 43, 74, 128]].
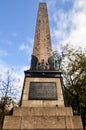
[[0, 0, 86, 93]]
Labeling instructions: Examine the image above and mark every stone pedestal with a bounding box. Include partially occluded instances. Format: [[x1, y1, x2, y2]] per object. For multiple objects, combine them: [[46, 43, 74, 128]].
[[3, 107, 83, 130], [21, 73, 64, 108], [3, 71, 83, 130]]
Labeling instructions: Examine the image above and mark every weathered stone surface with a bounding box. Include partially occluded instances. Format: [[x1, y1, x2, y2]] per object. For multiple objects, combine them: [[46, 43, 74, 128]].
[[66, 116, 73, 129], [33, 3, 53, 63], [21, 116, 66, 129], [13, 107, 73, 116], [66, 107, 73, 116], [72, 116, 83, 129], [66, 116, 83, 130], [21, 77, 64, 107], [21, 116, 35, 129], [4, 115, 83, 130], [56, 107, 73, 116], [3, 116, 21, 129], [3, 107, 83, 130]]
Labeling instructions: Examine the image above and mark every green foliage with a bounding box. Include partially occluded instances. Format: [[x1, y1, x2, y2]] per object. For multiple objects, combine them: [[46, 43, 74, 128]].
[[54, 44, 86, 129]]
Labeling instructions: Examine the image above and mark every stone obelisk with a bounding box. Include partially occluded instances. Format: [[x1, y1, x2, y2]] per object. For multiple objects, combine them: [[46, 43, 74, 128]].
[[3, 2, 83, 130], [33, 2, 53, 63], [30, 3, 55, 71]]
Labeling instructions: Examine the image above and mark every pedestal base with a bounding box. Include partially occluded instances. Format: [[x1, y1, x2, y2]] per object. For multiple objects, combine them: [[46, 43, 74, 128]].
[[3, 107, 83, 130]]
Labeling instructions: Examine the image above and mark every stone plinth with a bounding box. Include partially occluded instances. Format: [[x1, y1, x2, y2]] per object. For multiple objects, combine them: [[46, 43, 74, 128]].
[[13, 107, 73, 116], [3, 116, 21, 129], [3, 107, 83, 130], [21, 77, 64, 107]]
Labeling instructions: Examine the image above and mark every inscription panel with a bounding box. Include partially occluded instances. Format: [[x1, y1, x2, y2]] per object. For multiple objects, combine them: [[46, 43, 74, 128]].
[[29, 82, 57, 100]]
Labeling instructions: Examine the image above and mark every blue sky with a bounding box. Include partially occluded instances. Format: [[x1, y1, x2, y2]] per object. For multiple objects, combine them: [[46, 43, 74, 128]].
[[0, 0, 38, 67], [0, 0, 86, 87], [0, 0, 73, 68]]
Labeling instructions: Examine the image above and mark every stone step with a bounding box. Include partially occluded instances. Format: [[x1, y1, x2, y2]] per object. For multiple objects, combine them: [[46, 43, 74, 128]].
[[3, 115, 83, 130], [13, 107, 73, 116]]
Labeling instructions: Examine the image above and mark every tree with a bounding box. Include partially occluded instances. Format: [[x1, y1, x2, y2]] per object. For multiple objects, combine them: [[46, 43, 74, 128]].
[[54, 44, 86, 129], [0, 69, 21, 129]]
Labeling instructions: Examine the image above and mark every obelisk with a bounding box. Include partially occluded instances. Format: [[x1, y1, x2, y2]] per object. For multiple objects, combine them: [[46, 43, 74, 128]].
[[3, 3, 83, 130], [30, 3, 55, 71], [33, 3, 53, 63]]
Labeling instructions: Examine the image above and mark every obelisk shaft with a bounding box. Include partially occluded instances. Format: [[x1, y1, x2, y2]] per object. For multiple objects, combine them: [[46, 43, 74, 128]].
[[33, 3, 53, 64]]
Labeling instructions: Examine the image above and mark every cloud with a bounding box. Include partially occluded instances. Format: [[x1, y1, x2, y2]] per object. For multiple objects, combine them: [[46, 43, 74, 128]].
[[19, 37, 34, 65], [50, 0, 86, 49], [19, 43, 29, 51], [47, 0, 56, 9], [0, 63, 24, 85], [0, 63, 28, 101], [19, 42, 33, 61], [19, 37, 33, 52], [27, 37, 34, 46]]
